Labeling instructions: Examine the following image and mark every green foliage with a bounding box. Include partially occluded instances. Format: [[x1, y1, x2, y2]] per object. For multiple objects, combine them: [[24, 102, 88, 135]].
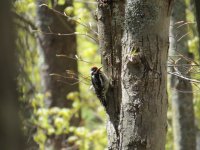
[[15, 0, 200, 149], [15, 1, 40, 146], [33, 92, 80, 149], [166, 97, 174, 150], [15, 0, 107, 149], [14, 0, 36, 19], [74, 1, 107, 149], [33, 92, 107, 150], [58, 0, 65, 5], [186, 0, 200, 130], [64, 6, 74, 16], [166, 0, 200, 149]]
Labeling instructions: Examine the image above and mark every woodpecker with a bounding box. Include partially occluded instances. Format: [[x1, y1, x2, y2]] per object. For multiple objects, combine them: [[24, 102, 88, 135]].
[[90, 66, 109, 108]]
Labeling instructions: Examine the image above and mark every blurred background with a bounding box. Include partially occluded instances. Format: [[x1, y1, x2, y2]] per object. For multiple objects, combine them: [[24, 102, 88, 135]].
[[1, 0, 200, 149]]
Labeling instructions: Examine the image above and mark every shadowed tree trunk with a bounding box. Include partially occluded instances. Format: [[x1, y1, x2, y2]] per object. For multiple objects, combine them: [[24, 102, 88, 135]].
[[194, 0, 200, 53], [36, 0, 79, 149], [169, 0, 196, 149], [97, 0, 173, 149], [194, 1, 200, 149], [0, 0, 24, 149], [36, 0, 79, 107]]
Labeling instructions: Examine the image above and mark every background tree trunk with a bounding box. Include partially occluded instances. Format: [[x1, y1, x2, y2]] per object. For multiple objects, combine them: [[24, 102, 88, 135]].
[[36, 0, 79, 149], [36, 0, 79, 107], [97, 0, 172, 149], [169, 0, 196, 149], [194, 0, 200, 53], [0, 0, 24, 149]]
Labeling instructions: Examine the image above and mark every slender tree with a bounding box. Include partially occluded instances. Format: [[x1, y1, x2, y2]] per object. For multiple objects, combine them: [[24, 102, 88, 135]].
[[36, 0, 79, 149], [97, 0, 173, 149], [194, 0, 200, 52], [0, 0, 24, 149], [169, 0, 196, 149]]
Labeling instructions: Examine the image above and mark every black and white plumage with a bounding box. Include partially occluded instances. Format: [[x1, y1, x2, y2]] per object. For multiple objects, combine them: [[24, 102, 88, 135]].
[[90, 66, 109, 108]]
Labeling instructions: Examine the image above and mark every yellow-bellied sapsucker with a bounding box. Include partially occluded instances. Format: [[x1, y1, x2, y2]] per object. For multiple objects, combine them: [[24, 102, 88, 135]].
[[90, 66, 109, 108]]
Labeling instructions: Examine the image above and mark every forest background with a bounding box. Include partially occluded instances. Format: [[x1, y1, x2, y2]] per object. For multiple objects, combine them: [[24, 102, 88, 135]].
[[1, 0, 200, 150]]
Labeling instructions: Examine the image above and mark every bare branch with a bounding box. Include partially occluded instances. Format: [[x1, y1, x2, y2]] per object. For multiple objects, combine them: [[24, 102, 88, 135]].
[[177, 32, 191, 42], [168, 71, 200, 83], [74, 0, 97, 4], [176, 21, 196, 29], [39, 4, 98, 35], [32, 29, 98, 43], [56, 54, 95, 64]]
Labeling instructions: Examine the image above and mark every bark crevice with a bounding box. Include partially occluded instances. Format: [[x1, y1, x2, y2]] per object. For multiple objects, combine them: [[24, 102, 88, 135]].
[[98, 0, 170, 149]]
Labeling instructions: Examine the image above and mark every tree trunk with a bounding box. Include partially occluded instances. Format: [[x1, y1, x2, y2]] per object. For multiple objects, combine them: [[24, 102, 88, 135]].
[[36, 0, 79, 149], [169, 0, 196, 150], [0, 0, 24, 149], [196, 131, 200, 150], [97, 0, 173, 149], [36, 0, 79, 107], [194, 0, 200, 53], [97, 1, 124, 149]]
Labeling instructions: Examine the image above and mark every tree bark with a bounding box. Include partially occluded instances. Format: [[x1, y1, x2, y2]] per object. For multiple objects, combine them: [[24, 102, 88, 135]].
[[0, 0, 24, 149], [36, 0, 79, 107], [36, 0, 79, 149], [97, 0, 173, 149], [97, 1, 124, 149], [169, 0, 196, 150]]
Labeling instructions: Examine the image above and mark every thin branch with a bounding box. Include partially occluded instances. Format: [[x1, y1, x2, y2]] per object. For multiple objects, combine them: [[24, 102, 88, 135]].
[[174, 20, 185, 25], [39, 4, 98, 35], [56, 54, 95, 64], [177, 32, 191, 42], [176, 21, 196, 29], [50, 73, 78, 80], [174, 49, 198, 65], [32, 29, 98, 43], [50, 73, 90, 85], [74, 0, 97, 4], [170, 87, 200, 93], [168, 71, 200, 83], [167, 64, 200, 67], [171, 88, 194, 93]]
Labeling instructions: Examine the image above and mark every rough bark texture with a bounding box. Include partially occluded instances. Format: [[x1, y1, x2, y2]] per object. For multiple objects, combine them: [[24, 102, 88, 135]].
[[36, 0, 79, 149], [97, 1, 124, 149], [120, 1, 170, 149], [0, 0, 24, 149], [169, 0, 196, 150], [97, 0, 172, 149]]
